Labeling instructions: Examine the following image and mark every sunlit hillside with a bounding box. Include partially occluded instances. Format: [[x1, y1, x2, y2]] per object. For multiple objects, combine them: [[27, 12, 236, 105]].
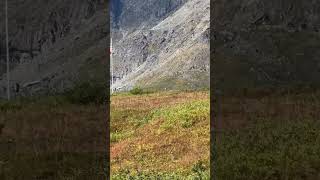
[[110, 91, 210, 179]]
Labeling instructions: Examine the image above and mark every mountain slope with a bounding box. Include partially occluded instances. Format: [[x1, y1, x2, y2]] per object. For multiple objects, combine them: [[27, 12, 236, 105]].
[[111, 0, 188, 31], [213, 0, 320, 90], [112, 0, 210, 91], [0, 0, 108, 98]]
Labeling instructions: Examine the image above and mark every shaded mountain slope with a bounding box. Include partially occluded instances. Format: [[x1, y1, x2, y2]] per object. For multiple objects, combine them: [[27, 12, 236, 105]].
[[213, 0, 320, 90], [0, 0, 108, 98]]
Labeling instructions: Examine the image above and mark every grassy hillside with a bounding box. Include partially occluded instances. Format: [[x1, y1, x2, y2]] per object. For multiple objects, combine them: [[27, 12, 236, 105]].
[[0, 96, 107, 180], [110, 91, 210, 179], [214, 89, 320, 179]]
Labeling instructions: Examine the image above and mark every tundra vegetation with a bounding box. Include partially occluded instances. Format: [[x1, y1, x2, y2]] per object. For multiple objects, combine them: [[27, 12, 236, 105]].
[[0, 82, 107, 180], [214, 87, 320, 180], [111, 86, 320, 179], [110, 91, 210, 179]]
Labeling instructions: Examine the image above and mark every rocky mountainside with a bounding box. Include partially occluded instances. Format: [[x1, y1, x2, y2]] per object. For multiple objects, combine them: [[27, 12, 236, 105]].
[[111, 0, 188, 31], [213, 0, 320, 89], [111, 0, 210, 91], [0, 0, 108, 98]]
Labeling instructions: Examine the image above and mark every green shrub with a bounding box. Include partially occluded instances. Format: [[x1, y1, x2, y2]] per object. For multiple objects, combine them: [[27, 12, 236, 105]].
[[65, 81, 106, 104], [152, 100, 210, 130], [191, 161, 209, 180], [129, 87, 144, 95], [110, 130, 134, 143], [0, 101, 23, 111], [0, 95, 69, 111]]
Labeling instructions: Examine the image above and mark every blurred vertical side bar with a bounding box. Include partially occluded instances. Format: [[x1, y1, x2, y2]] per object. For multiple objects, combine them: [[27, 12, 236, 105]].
[[0, 0, 110, 179], [106, 0, 111, 178], [210, 0, 216, 179], [212, 0, 320, 179]]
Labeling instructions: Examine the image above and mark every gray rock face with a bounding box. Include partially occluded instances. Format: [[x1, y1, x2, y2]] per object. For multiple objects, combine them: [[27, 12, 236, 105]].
[[111, 0, 188, 30], [0, 0, 108, 98], [213, 0, 320, 89], [213, 0, 320, 30], [112, 0, 210, 91]]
